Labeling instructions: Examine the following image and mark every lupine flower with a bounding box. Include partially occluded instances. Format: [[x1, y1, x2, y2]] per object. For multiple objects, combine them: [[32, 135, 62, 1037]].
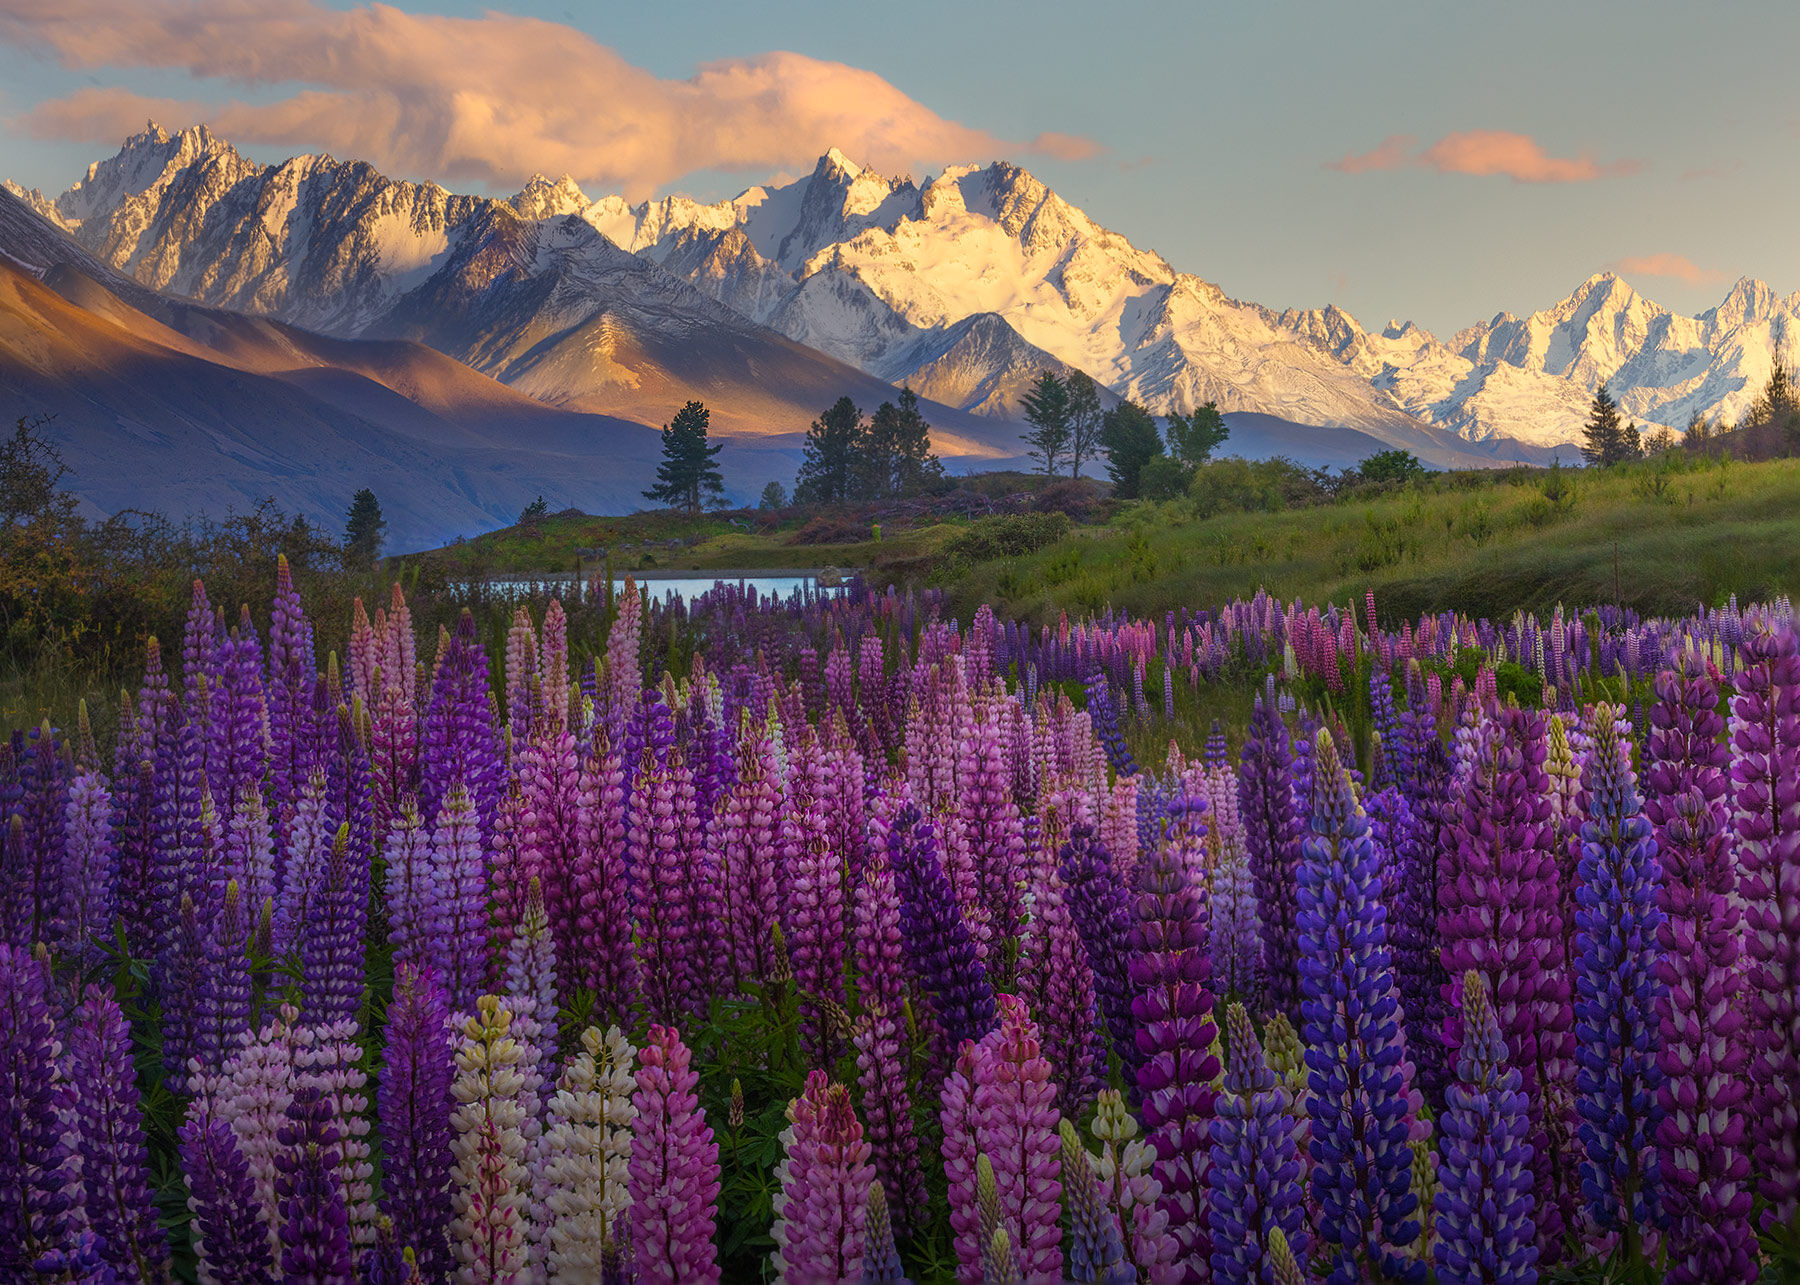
[[853, 838, 927, 1227], [772, 1071, 876, 1283], [1434, 972, 1537, 1285], [1240, 679, 1303, 1017], [431, 784, 495, 1013], [449, 996, 533, 1285], [1058, 825, 1140, 1086], [275, 1085, 356, 1283], [1728, 624, 1800, 1235], [379, 964, 457, 1283], [628, 1025, 722, 1285], [888, 805, 996, 1060], [1571, 704, 1666, 1244], [180, 1107, 277, 1285], [1020, 871, 1104, 1118], [1126, 820, 1217, 1282], [1645, 657, 1755, 1284], [1208, 1002, 1307, 1285], [0, 944, 77, 1273], [300, 823, 367, 1030], [1059, 1120, 1134, 1285], [574, 742, 640, 1024], [861, 1181, 911, 1285], [1297, 728, 1422, 1284], [544, 1025, 637, 1282]]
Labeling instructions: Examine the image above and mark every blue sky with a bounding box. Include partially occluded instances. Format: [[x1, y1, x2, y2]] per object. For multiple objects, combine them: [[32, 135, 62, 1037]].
[[1, 0, 1790, 336]]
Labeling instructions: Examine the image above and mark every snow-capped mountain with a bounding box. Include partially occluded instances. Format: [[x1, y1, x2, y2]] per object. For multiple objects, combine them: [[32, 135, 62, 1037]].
[[11, 124, 1793, 456]]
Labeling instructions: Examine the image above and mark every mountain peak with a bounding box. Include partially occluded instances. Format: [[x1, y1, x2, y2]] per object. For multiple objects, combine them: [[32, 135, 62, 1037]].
[[818, 147, 864, 180]]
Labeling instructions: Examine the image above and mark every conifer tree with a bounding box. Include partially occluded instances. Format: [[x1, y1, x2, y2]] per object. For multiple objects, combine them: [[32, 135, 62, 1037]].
[[860, 388, 943, 500], [643, 400, 725, 515], [795, 397, 865, 505], [343, 488, 385, 568], [1099, 400, 1164, 498], [1064, 371, 1104, 479], [1020, 371, 1072, 477], [1582, 384, 1632, 466]]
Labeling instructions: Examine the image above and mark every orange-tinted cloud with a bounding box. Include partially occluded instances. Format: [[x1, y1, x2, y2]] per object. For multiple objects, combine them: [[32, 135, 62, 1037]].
[[0, 0, 1095, 197], [1329, 129, 1639, 183], [1607, 253, 1724, 286]]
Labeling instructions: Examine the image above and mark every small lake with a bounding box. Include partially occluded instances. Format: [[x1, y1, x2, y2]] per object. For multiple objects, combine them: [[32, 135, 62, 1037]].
[[455, 571, 849, 604]]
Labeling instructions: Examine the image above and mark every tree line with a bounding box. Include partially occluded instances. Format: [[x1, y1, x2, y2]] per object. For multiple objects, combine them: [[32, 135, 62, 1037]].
[[1019, 368, 1231, 497]]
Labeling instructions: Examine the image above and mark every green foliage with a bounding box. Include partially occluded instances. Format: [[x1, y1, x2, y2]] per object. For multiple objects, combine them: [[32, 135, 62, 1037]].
[[758, 480, 787, 510], [1019, 370, 1071, 477], [1138, 454, 1193, 502], [1063, 370, 1104, 478], [1357, 448, 1425, 486], [1187, 456, 1301, 517], [519, 495, 550, 525], [1165, 401, 1230, 465], [794, 397, 864, 505], [644, 400, 726, 515], [860, 387, 944, 500], [343, 487, 385, 568], [940, 512, 1071, 567], [1582, 384, 1641, 467], [1098, 400, 1163, 498]]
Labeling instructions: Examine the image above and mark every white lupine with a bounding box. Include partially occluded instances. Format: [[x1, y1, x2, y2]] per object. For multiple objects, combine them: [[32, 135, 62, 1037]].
[[450, 996, 533, 1285], [294, 1016, 376, 1245], [543, 1026, 638, 1282]]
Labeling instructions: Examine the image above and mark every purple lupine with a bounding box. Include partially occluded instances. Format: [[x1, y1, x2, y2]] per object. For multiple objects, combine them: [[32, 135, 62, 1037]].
[[712, 714, 785, 990], [1126, 813, 1218, 1282], [1434, 971, 1538, 1285], [1240, 678, 1304, 1017], [886, 804, 996, 1060], [519, 724, 583, 996], [853, 833, 927, 1227], [574, 741, 639, 1024], [383, 798, 441, 981], [628, 1025, 722, 1285], [1208, 1002, 1307, 1285], [63, 982, 172, 1283], [975, 995, 1065, 1284], [790, 812, 848, 1067], [1440, 705, 1574, 1262], [179, 1109, 276, 1285], [377, 963, 455, 1283], [1729, 624, 1800, 1234], [940, 1038, 986, 1284], [1059, 1121, 1134, 1285], [419, 610, 503, 837], [428, 783, 490, 1013], [193, 879, 254, 1085], [60, 752, 116, 963], [1391, 669, 1451, 1103], [267, 555, 317, 828], [1021, 872, 1104, 1119], [862, 1181, 912, 1285], [275, 1084, 356, 1284], [299, 824, 365, 1030], [1057, 825, 1140, 1086], [1571, 704, 1666, 1247], [211, 610, 269, 819], [0, 943, 74, 1272], [1645, 658, 1756, 1284], [1297, 728, 1422, 1285], [959, 713, 1030, 966], [771, 1071, 876, 1283], [630, 750, 698, 1026]]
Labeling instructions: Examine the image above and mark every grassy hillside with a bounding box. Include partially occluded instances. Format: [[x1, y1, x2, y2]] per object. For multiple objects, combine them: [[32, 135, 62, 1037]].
[[943, 453, 1800, 624]]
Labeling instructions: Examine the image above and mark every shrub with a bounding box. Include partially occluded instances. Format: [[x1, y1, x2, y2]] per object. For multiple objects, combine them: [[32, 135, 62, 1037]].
[[940, 512, 1071, 565], [1138, 455, 1194, 502], [1033, 478, 1107, 521], [1188, 457, 1301, 518]]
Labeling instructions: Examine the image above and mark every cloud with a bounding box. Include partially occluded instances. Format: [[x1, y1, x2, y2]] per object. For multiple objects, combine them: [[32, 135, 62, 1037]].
[[0, 0, 1095, 196], [1607, 253, 1724, 286], [1328, 129, 1639, 183]]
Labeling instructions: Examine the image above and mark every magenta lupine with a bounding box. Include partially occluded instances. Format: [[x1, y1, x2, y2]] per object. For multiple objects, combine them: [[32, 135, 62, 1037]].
[[1297, 727, 1423, 1285], [520, 725, 584, 991], [1571, 705, 1666, 1244], [1440, 705, 1575, 1261], [941, 1040, 987, 1284], [429, 783, 491, 1013], [1729, 624, 1800, 1234], [1240, 679, 1304, 1017], [630, 752, 698, 1026], [959, 712, 1031, 968], [274, 1084, 356, 1284], [1208, 1002, 1307, 1285], [1645, 658, 1756, 1284], [712, 714, 785, 989], [574, 742, 639, 1023], [379, 964, 456, 1283], [1434, 972, 1538, 1285], [772, 1071, 876, 1282], [179, 1108, 277, 1285], [853, 833, 927, 1226], [628, 1025, 722, 1285], [1126, 819, 1219, 1283], [790, 812, 848, 1066], [64, 982, 172, 1283], [1021, 872, 1104, 1119]]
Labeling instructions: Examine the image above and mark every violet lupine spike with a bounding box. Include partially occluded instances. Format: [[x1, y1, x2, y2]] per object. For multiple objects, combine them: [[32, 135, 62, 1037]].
[[299, 823, 365, 1030], [789, 816, 848, 1067], [1434, 971, 1538, 1285], [1126, 815, 1218, 1281], [1058, 1120, 1134, 1285], [1240, 679, 1304, 1018], [1571, 704, 1667, 1244], [383, 798, 441, 981], [1391, 676, 1452, 1104], [1084, 671, 1138, 777], [520, 725, 583, 992], [852, 836, 927, 1227], [60, 761, 116, 965], [274, 1084, 356, 1284], [179, 1109, 277, 1285], [628, 1025, 722, 1285], [1020, 872, 1104, 1120], [419, 610, 503, 838], [574, 743, 639, 1025], [1057, 825, 1140, 1087], [377, 963, 456, 1284], [0, 946, 75, 1273], [886, 804, 996, 1061], [629, 752, 697, 1027], [771, 1071, 876, 1284], [861, 1181, 912, 1285], [192, 879, 254, 1086], [212, 610, 269, 820], [958, 713, 1030, 966], [267, 555, 317, 828], [713, 714, 785, 990], [1208, 1002, 1307, 1285], [61, 981, 171, 1284], [1728, 624, 1800, 1236], [1644, 658, 1756, 1284], [1296, 727, 1423, 1285], [1440, 705, 1575, 1263], [428, 783, 491, 1014]]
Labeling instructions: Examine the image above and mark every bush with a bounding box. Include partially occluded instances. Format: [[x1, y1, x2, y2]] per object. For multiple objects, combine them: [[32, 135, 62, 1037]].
[[787, 513, 869, 545], [1033, 477, 1107, 521], [1138, 455, 1194, 502], [940, 512, 1071, 565], [1188, 457, 1310, 517]]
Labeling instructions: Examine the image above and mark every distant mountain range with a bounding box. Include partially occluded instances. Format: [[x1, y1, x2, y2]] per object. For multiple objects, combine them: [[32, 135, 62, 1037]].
[[4, 123, 1791, 543]]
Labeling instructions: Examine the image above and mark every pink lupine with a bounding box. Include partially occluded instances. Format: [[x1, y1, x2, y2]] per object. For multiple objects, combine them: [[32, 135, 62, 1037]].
[[628, 1026, 722, 1285], [772, 1071, 876, 1283]]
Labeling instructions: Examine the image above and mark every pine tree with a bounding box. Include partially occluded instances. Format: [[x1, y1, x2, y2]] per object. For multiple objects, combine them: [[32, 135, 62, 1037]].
[[1166, 401, 1230, 465], [1099, 400, 1164, 498], [794, 397, 865, 506], [1582, 384, 1629, 466], [861, 387, 943, 500], [1064, 371, 1104, 479], [1750, 363, 1800, 449], [758, 481, 787, 510], [1020, 371, 1072, 477], [343, 489, 385, 568], [642, 400, 725, 515]]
